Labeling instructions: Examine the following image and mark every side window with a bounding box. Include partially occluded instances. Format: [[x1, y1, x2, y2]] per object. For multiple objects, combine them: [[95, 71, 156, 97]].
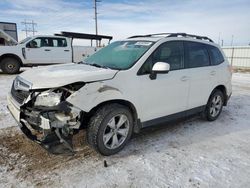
[[185, 42, 210, 68], [207, 45, 224, 65], [139, 41, 184, 74], [40, 38, 53, 47], [52, 38, 67, 47], [26, 38, 42, 48], [0, 38, 4, 45]]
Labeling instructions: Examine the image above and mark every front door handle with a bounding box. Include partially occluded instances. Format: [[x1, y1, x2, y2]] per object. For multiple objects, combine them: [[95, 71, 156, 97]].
[[44, 49, 51, 51], [210, 71, 216, 76], [64, 50, 70, 52], [181, 76, 189, 81]]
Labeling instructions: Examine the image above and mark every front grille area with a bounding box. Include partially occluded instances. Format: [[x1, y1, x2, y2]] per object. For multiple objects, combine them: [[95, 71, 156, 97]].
[[11, 83, 30, 104]]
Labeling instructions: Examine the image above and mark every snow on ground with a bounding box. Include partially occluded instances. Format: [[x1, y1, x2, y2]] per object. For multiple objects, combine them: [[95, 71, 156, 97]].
[[0, 68, 30, 129], [0, 72, 16, 129], [0, 71, 250, 188]]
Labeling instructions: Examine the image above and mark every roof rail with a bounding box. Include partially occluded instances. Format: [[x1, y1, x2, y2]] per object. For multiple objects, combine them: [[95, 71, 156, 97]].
[[167, 33, 214, 42], [128, 33, 213, 42], [128, 33, 171, 39]]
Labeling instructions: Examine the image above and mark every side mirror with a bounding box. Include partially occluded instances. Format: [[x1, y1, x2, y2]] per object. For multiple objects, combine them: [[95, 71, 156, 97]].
[[150, 62, 170, 80], [26, 43, 31, 48], [26, 41, 38, 48]]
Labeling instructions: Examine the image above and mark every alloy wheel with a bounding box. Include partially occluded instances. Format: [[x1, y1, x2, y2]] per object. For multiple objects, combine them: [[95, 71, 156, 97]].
[[103, 114, 130, 149], [210, 95, 223, 117]]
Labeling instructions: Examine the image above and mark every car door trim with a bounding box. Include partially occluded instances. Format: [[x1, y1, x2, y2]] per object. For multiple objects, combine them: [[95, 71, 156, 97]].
[[141, 105, 205, 128]]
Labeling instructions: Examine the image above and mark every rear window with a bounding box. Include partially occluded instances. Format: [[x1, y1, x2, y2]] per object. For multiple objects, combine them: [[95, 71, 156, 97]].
[[207, 45, 224, 65]]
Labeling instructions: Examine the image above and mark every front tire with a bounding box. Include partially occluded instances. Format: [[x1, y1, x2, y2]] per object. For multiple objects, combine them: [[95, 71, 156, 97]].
[[87, 104, 133, 156], [204, 89, 224, 121], [1, 57, 21, 74]]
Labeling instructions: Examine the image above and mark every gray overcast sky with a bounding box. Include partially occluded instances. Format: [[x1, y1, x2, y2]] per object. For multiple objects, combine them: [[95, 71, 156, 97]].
[[1, 0, 250, 46]]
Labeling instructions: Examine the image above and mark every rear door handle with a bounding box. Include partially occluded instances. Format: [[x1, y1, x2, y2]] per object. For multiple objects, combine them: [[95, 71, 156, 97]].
[[64, 50, 70, 52], [44, 49, 51, 51], [210, 71, 216, 76], [181, 76, 189, 81]]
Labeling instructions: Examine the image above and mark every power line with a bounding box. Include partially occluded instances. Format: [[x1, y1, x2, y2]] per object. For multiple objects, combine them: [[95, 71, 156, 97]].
[[21, 20, 37, 37]]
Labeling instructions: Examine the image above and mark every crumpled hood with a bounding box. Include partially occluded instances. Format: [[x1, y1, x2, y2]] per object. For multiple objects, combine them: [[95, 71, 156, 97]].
[[19, 63, 118, 89]]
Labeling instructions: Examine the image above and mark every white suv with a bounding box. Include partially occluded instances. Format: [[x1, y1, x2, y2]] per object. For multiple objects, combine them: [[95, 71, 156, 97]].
[[7, 33, 232, 155]]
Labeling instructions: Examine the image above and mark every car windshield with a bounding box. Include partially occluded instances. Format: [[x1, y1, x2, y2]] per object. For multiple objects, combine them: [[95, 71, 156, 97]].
[[18, 37, 32, 44], [84, 40, 154, 70]]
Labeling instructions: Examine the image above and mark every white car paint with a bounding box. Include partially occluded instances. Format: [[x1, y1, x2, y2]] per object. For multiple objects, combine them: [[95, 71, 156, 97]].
[[19, 63, 118, 89], [8, 37, 232, 124], [6, 35, 232, 157], [25, 44, 54, 64]]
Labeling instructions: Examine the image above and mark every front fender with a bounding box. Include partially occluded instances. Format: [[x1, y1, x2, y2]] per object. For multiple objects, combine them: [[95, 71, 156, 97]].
[[66, 82, 125, 112]]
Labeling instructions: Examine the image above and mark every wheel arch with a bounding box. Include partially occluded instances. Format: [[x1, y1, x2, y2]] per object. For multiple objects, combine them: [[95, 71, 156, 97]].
[[0, 53, 23, 66], [210, 85, 228, 106], [87, 99, 141, 133]]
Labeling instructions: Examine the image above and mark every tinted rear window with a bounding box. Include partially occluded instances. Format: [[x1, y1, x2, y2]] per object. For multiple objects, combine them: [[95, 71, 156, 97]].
[[207, 45, 224, 65]]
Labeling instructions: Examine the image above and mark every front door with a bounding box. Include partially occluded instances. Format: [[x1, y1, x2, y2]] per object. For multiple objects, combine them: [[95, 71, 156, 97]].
[[25, 37, 53, 64], [135, 41, 190, 124]]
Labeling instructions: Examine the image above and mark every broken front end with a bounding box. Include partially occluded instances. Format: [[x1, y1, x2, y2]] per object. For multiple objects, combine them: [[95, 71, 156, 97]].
[[7, 76, 85, 154]]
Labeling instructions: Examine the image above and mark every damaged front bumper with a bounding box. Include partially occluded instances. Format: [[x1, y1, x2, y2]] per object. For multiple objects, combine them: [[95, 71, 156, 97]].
[[18, 120, 75, 154], [7, 92, 82, 155]]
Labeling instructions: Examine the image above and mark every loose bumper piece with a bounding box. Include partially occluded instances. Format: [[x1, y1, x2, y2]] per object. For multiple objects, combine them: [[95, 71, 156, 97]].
[[18, 120, 75, 155]]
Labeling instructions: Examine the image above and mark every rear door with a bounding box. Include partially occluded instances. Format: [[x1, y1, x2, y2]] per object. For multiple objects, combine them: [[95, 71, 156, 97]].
[[50, 37, 71, 64], [184, 41, 215, 109]]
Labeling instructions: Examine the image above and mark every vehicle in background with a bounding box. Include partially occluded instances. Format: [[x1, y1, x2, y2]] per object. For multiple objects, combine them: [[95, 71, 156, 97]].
[[7, 33, 232, 156], [0, 29, 18, 46], [0, 32, 112, 74], [0, 22, 18, 46]]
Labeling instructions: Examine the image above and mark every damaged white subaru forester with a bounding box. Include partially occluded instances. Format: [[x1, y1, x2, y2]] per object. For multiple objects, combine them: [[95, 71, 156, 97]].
[[7, 33, 232, 155]]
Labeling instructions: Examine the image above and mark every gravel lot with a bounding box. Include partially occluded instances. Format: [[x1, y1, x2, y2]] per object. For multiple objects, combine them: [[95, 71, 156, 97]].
[[0, 70, 250, 188]]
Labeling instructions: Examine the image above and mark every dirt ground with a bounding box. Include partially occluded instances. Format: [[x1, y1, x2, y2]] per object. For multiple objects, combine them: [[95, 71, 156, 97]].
[[0, 71, 250, 188], [0, 127, 98, 186]]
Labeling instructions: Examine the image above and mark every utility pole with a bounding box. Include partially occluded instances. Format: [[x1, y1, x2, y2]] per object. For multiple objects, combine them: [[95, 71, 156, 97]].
[[230, 35, 234, 46], [21, 20, 37, 37], [218, 32, 221, 44], [93, 0, 101, 47]]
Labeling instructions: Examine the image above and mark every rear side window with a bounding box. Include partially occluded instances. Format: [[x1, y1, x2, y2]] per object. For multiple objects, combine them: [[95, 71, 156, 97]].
[[52, 38, 67, 47], [40, 38, 53, 47], [185, 42, 210, 68], [207, 45, 224, 65]]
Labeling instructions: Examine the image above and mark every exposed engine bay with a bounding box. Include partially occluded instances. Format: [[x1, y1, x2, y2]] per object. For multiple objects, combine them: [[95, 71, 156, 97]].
[[19, 83, 85, 154]]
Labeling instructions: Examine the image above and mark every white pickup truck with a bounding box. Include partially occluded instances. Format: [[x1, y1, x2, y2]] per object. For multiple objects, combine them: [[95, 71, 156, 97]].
[[0, 33, 112, 74]]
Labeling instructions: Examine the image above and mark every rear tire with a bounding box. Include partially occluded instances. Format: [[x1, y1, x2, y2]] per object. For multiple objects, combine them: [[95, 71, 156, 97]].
[[87, 104, 133, 156], [1, 57, 21, 74], [204, 89, 224, 121]]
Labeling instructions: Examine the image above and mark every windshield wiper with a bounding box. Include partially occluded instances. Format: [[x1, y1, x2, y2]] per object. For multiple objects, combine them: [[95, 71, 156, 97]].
[[91, 63, 110, 69], [79, 61, 110, 69]]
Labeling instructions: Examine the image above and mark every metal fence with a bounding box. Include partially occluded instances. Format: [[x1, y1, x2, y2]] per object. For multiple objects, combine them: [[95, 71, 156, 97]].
[[222, 46, 250, 68]]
